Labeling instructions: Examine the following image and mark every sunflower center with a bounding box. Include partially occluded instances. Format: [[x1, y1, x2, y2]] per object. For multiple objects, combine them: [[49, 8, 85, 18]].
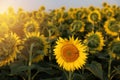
[[108, 21, 120, 32], [61, 44, 79, 62], [88, 34, 100, 48], [27, 24, 35, 32], [76, 11, 83, 19], [106, 11, 112, 17], [90, 13, 99, 22], [71, 21, 82, 32]]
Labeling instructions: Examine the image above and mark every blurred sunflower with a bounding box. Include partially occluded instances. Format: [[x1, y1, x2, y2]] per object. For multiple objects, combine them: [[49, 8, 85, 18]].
[[103, 8, 114, 19], [109, 37, 120, 59], [75, 9, 87, 19], [0, 22, 9, 37], [39, 6, 46, 11], [84, 31, 104, 53], [54, 36, 87, 71], [0, 32, 21, 67], [17, 10, 29, 23], [58, 17, 64, 23], [0, 14, 7, 23], [102, 2, 108, 7], [6, 15, 17, 28], [7, 7, 15, 15], [47, 21, 59, 39], [88, 10, 101, 24], [24, 19, 39, 34], [70, 20, 85, 32], [21, 32, 49, 62], [68, 8, 76, 19], [104, 18, 120, 36], [35, 11, 45, 20]]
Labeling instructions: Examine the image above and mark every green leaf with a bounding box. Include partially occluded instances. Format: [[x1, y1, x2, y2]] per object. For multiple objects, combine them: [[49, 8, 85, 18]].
[[40, 77, 62, 80], [73, 73, 83, 80], [85, 61, 103, 80], [10, 61, 35, 74]]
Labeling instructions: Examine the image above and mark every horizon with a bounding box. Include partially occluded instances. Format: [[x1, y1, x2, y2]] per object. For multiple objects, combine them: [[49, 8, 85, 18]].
[[0, 0, 120, 13]]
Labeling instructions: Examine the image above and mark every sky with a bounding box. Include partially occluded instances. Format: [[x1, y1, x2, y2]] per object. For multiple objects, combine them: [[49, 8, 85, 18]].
[[0, 0, 120, 13]]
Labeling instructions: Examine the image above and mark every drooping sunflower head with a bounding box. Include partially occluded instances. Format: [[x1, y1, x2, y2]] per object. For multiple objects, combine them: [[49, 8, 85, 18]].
[[0, 22, 9, 37], [84, 31, 104, 53], [70, 20, 85, 32], [104, 18, 120, 36], [109, 37, 120, 59], [0, 32, 21, 67], [21, 32, 49, 62], [88, 10, 101, 24], [54, 36, 88, 71], [24, 19, 39, 34]]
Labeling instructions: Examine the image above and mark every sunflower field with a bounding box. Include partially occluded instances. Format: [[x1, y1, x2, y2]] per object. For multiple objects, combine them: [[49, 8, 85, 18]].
[[0, 2, 120, 80]]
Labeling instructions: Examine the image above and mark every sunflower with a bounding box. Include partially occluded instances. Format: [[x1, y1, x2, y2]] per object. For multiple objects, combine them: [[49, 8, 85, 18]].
[[6, 15, 17, 28], [88, 10, 101, 24], [0, 32, 21, 67], [54, 36, 87, 71], [75, 9, 87, 19], [35, 11, 45, 20], [39, 6, 46, 11], [21, 32, 49, 62], [0, 22, 9, 37], [84, 31, 104, 53], [17, 10, 29, 23], [102, 2, 108, 7], [109, 37, 120, 59], [60, 6, 66, 11], [47, 22, 59, 39], [58, 17, 64, 23], [104, 18, 120, 36], [7, 7, 15, 15], [104, 8, 114, 19], [70, 20, 85, 32], [24, 19, 39, 34]]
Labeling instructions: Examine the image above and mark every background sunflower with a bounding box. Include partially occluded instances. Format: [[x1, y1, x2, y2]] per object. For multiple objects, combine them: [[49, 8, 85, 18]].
[[109, 37, 120, 59], [88, 10, 101, 24], [24, 19, 39, 34], [104, 18, 120, 36], [0, 32, 20, 67], [84, 31, 104, 53], [21, 32, 49, 62]]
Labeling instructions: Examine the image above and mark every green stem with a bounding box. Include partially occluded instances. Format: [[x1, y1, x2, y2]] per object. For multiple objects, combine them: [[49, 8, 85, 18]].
[[92, 22, 95, 32], [28, 44, 34, 80], [32, 70, 40, 80], [68, 71, 73, 80], [108, 53, 112, 80]]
